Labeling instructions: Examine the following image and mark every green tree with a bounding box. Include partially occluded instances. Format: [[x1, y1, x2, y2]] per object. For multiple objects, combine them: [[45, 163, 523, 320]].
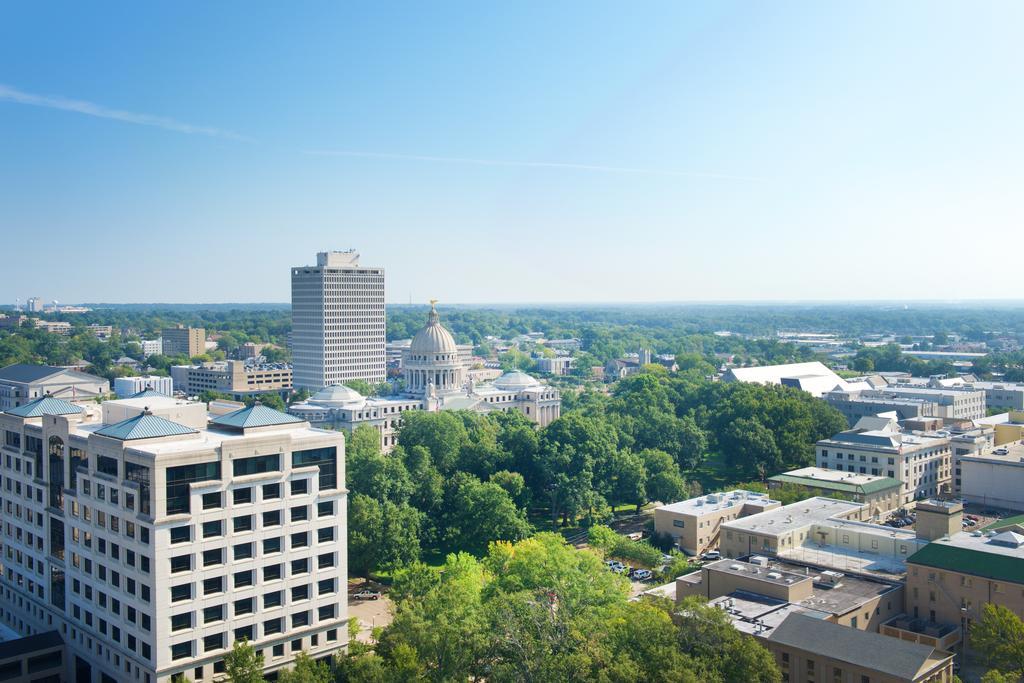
[[223, 639, 264, 683], [442, 473, 531, 554], [343, 379, 375, 395], [277, 652, 331, 683], [972, 603, 1024, 678], [641, 448, 689, 504], [720, 417, 783, 480], [674, 596, 781, 683]]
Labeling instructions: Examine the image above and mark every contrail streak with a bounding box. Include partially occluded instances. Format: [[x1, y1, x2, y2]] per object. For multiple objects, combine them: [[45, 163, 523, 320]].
[[0, 84, 252, 141]]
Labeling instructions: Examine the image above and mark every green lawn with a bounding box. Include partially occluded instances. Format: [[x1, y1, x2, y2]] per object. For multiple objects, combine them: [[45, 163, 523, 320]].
[[692, 451, 736, 491]]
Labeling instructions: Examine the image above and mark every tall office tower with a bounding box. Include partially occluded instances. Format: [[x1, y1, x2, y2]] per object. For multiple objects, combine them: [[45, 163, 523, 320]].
[[291, 251, 386, 391], [0, 394, 347, 683], [161, 326, 206, 359]]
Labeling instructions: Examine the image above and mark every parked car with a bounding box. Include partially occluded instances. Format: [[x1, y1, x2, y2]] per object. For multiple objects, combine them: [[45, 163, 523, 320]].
[[633, 569, 653, 581], [700, 550, 721, 561], [625, 531, 644, 541], [354, 590, 381, 600]]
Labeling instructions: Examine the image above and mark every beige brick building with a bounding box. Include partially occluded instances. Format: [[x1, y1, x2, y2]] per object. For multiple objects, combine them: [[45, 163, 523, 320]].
[[162, 326, 206, 359], [653, 490, 780, 556]]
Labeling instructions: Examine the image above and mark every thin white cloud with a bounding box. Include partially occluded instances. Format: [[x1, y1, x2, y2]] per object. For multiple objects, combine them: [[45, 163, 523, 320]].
[[304, 149, 762, 181], [0, 83, 251, 141]]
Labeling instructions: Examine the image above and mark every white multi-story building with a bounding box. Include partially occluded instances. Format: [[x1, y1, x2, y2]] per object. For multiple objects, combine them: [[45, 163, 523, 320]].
[[113, 376, 174, 399], [815, 415, 953, 505], [291, 251, 386, 390], [140, 340, 163, 358], [0, 394, 347, 683]]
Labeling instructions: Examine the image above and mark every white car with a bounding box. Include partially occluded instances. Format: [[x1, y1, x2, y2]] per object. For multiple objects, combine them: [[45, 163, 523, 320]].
[[632, 569, 653, 581], [700, 550, 721, 561]]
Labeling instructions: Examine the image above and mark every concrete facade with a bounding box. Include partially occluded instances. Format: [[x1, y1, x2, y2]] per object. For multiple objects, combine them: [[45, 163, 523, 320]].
[[114, 376, 175, 399], [0, 396, 347, 683], [291, 251, 386, 390], [170, 361, 292, 400], [958, 443, 1024, 511], [161, 328, 205, 359], [816, 418, 953, 505]]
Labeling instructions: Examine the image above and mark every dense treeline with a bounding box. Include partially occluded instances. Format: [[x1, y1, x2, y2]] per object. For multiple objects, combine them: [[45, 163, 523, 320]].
[[337, 535, 779, 683], [346, 367, 847, 577], [7, 303, 1024, 376]]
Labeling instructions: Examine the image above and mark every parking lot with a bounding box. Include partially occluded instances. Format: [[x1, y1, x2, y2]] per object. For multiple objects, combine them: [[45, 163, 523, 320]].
[[347, 580, 393, 642]]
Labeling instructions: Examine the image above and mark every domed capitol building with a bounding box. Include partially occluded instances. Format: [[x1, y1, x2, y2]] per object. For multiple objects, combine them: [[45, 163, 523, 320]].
[[289, 302, 561, 450]]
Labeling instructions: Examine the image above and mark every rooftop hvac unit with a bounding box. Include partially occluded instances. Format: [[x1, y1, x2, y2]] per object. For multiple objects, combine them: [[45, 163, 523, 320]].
[[749, 555, 770, 567], [767, 572, 783, 580]]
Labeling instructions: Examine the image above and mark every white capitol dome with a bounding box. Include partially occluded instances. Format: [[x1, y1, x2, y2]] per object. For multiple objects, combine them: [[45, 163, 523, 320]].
[[409, 302, 458, 356], [494, 370, 541, 390], [309, 384, 366, 408]]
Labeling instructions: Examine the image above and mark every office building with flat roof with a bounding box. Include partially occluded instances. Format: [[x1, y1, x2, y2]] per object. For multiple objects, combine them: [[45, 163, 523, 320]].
[[719, 496, 927, 575], [113, 376, 174, 399], [815, 416, 953, 505], [170, 360, 292, 400], [291, 251, 386, 390], [653, 490, 780, 556], [0, 394, 347, 683], [678, 554, 905, 631], [161, 327, 206, 359]]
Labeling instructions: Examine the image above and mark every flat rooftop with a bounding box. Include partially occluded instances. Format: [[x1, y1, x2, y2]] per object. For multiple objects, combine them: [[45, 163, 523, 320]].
[[770, 467, 901, 494], [656, 490, 778, 516], [961, 442, 1024, 466], [704, 557, 902, 616], [708, 591, 831, 637], [724, 497, 863, 534]]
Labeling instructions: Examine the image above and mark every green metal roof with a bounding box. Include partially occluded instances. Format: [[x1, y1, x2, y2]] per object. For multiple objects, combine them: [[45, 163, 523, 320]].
[[907, 542, 1024, 584], [5, 396, 84, 417], [985, 513, 1024, 531], [95, 413, 197, 441], [210, 404, 302, 429], [768, 472, 901, 495]]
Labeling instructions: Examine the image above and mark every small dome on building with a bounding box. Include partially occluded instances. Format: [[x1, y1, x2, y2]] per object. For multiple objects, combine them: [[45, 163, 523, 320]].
[[409, 302, 458, 356], [311, 384, 366, 408], [494, 370, 542, 390]]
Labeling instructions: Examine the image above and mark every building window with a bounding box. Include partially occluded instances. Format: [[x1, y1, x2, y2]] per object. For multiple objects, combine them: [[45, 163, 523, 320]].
[[171, 584, 192, 602], [233, 488, 252, 505], [291, 447, 338, 489], [170, 526, 191, 544], [203, 549, 224, 567], [233, 455, 280, 477], [202, 492, 222, 510], [171, 642, 192, 660], [171, 555, 192, 573], [172, 612, 192, 631], [165, 462, 221, 515]]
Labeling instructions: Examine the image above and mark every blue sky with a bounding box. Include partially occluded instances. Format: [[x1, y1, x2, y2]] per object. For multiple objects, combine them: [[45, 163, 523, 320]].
[[1, 2, 1022, 304]]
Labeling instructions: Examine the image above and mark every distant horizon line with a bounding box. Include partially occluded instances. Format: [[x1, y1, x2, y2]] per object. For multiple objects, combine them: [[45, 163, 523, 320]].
[[4, 299, 1024, 308]]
